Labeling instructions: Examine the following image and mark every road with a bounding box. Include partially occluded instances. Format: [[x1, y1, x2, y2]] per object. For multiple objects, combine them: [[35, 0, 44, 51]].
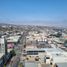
[[6, 34, 25, 67]]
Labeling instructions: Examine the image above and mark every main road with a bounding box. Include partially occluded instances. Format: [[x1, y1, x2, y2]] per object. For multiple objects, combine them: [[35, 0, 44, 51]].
[[6, 32, 26, 67]]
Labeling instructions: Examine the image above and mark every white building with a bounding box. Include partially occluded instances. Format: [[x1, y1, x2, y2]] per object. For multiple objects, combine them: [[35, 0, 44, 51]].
[[0, 37, 5, 58]]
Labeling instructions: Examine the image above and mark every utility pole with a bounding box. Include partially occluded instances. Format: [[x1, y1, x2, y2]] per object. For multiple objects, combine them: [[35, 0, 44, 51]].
[[25, 36, 26, 46], [4, 37, 7, 55]]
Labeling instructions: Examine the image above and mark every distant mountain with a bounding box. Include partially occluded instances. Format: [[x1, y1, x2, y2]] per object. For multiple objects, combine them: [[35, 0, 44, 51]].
[[0, 22, 66, 30], [0, 23, 17, 27]]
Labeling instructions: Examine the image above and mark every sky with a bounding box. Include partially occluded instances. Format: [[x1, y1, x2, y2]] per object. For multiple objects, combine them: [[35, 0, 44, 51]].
[[0, 0, 67, 26]]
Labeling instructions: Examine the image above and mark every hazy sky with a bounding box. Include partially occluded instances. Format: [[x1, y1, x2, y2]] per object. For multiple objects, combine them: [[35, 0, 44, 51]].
[[0, 0, 67, 26]]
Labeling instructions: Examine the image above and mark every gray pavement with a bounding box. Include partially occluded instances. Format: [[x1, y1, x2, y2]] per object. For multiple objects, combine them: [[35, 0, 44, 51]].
[[41, 63, 51, 67]]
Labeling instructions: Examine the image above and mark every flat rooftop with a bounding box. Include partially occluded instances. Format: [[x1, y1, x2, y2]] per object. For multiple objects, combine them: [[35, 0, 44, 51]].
[[25, 48, 64, 52]]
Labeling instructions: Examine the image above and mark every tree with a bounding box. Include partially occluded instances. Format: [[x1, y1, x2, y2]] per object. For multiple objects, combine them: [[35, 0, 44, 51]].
[[64, 40, 67, 47]]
